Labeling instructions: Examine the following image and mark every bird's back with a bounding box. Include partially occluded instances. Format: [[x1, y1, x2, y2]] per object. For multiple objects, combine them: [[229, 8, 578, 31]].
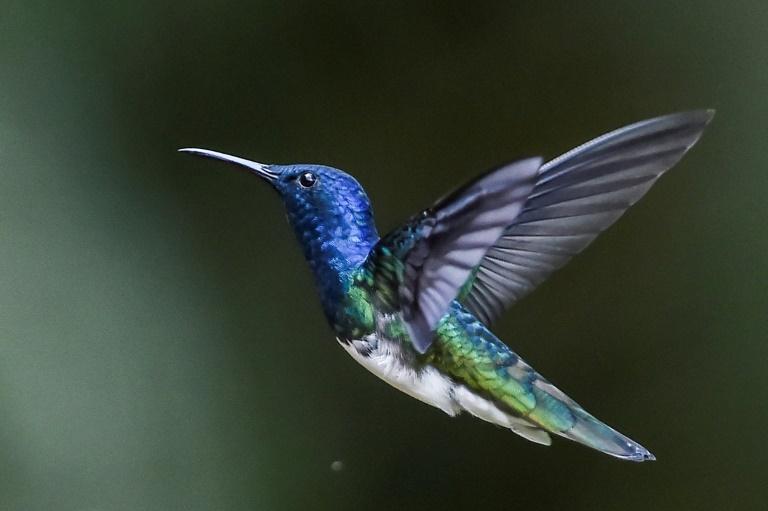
[[426, 303, 654, 461]]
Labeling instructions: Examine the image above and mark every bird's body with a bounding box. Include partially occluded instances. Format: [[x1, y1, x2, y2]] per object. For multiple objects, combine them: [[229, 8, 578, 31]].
[[181, 110, 713, 462], [338, 269, 650, 458]]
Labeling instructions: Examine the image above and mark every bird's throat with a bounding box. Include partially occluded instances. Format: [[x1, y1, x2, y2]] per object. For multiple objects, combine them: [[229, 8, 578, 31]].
[[286, 204, 379, 328]]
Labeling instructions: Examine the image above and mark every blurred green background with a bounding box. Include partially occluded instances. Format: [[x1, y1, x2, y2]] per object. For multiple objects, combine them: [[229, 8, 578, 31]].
[[0, 1, 766, 510]]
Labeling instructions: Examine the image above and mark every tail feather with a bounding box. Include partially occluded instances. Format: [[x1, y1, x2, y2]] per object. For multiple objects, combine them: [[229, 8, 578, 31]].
[[436, 304, 656, 461], [527, 376, 655, 461], [556, 407, 655, 462]]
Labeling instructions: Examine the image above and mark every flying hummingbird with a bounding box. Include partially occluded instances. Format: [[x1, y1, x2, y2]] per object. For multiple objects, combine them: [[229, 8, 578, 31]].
[[180, 110, 712, 462]]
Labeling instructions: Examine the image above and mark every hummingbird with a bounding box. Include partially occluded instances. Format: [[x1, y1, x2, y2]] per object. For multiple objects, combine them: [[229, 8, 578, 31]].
[[180, 110, 712, 462]]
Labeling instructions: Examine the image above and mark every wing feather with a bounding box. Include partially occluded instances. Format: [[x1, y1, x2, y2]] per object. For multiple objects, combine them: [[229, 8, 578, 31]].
[[365, 158, 542, 353], [461, 110, 714, 324]]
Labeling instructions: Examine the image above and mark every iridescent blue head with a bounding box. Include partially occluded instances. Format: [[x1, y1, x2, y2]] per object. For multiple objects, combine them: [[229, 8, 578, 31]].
[[179, 148, 380, 319]]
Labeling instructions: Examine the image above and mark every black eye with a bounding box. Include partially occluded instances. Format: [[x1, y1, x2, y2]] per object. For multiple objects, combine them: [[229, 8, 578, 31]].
[[298, 172, 318, 188]]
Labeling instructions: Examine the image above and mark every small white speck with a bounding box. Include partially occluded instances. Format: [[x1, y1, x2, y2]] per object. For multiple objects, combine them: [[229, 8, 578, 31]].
[[330, 460, 344, 472]]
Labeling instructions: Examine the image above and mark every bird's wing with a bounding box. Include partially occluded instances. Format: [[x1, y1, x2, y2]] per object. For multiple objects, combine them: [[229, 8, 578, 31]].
[[364, 157, 541, 353], [459, 110, 714, 325]]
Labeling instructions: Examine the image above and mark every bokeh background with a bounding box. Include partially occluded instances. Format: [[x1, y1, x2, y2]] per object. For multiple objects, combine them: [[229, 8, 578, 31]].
[[1, 1, 766, 510]]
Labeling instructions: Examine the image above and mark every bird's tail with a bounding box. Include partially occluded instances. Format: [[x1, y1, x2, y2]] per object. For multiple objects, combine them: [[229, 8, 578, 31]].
[[524, 376, 655, 462], [553, 404, 655, 462]]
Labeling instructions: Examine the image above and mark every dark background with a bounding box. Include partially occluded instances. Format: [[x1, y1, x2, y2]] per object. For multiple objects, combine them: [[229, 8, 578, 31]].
[[1, 1, 766, 510]]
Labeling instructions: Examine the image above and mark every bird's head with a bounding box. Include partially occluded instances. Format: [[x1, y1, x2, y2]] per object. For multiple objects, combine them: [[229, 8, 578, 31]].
[[179, 148, 379, 271]]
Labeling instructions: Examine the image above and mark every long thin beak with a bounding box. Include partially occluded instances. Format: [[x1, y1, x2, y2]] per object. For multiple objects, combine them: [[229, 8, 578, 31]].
[[178, 148, 280, 183]]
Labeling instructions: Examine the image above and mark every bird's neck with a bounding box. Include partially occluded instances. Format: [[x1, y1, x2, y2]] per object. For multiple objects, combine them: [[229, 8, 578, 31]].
[[287, 205, 379, 325]]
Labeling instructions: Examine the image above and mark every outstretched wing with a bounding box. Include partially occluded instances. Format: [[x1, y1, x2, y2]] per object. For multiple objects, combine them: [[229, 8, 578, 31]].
[[460, 110, 714, 325], [364, 158, 542, 353]]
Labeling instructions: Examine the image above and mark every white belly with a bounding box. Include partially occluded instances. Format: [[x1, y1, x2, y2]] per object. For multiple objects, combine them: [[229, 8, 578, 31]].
[[339, 335, 460, 416], [337, 335, 551, 446]]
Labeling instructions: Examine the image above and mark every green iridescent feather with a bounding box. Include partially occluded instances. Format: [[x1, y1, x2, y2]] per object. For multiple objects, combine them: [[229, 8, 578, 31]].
[[345, 266, 576, 435], [344, 266, 641, 455]]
